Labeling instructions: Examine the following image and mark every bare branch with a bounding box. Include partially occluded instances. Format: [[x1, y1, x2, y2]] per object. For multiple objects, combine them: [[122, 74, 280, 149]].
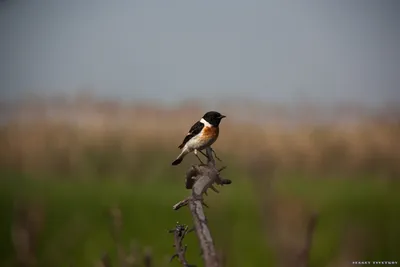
[[172, 147, 231, 267], [173, 198, 190, 210]]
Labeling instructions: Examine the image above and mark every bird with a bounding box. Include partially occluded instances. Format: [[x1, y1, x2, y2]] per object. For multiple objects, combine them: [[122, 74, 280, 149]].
[[171, 111, 226, 166]]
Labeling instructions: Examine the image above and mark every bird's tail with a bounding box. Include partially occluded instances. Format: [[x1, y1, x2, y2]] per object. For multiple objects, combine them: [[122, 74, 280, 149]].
[[171, 149, 189, 166], [171, 158, 183, 166]]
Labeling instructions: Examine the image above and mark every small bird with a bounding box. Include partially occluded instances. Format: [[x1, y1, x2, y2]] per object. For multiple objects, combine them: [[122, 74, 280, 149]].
[[171, 111, 226, 166]]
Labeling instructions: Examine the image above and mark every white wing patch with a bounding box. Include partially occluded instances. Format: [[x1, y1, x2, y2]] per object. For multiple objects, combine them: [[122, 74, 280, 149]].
[[200, 118, 212, 127]]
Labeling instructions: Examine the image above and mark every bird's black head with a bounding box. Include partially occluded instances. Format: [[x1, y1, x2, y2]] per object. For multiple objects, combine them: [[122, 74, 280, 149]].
[[202, 111, 226, 127]]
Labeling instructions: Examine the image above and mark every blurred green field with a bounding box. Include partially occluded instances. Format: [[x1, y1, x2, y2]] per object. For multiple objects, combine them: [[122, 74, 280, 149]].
[[1, 100, 399, 266], [1, 163, 399, 267]]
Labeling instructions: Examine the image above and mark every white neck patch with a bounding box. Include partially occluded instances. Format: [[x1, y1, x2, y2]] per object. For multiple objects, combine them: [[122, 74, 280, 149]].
[[200, 118, 212, 127]]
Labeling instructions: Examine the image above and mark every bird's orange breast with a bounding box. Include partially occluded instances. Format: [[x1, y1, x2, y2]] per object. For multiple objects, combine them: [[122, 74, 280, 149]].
[[202, 126, 219, 140]]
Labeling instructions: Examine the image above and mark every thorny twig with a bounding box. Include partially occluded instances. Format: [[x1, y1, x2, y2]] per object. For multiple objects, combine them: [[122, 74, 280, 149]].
[[169, 223, 196, 267]]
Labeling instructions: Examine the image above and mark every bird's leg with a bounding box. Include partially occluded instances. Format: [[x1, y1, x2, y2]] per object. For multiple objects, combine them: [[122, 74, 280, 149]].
[[211, 148, 222, 162], [205, 147, 222, 161], [199, 148, 221, 162], [194, 150, 205, 164], [199, 150, 209, 159]]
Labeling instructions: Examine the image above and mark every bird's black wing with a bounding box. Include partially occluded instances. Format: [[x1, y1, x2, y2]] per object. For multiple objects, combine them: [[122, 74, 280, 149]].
[[178, 121, 204, 149]]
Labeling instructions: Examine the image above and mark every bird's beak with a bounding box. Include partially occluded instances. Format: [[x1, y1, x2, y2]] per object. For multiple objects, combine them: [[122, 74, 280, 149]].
[[219, 115, 226, 119]]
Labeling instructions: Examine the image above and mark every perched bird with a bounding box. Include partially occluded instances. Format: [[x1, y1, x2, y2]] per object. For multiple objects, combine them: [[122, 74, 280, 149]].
[[171, 111, 226, 166]]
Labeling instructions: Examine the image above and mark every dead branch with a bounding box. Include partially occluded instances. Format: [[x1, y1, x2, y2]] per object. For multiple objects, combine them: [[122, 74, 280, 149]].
[[172, 147, 231, 267], [169, 223, 196, 267]]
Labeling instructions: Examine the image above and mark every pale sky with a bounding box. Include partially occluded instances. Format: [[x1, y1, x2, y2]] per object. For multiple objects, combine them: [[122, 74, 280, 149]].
[[0, 0, 399, 106]]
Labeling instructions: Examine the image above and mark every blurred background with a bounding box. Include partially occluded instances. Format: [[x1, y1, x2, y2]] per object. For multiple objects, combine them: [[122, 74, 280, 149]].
[[1, 1, 399, 266]]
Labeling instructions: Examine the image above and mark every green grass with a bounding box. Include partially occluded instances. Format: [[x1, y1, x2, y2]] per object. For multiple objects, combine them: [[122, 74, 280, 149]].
[[0, 168, 399, 267], [0, 168, 269, 267], [275, 173, 400, 266]]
